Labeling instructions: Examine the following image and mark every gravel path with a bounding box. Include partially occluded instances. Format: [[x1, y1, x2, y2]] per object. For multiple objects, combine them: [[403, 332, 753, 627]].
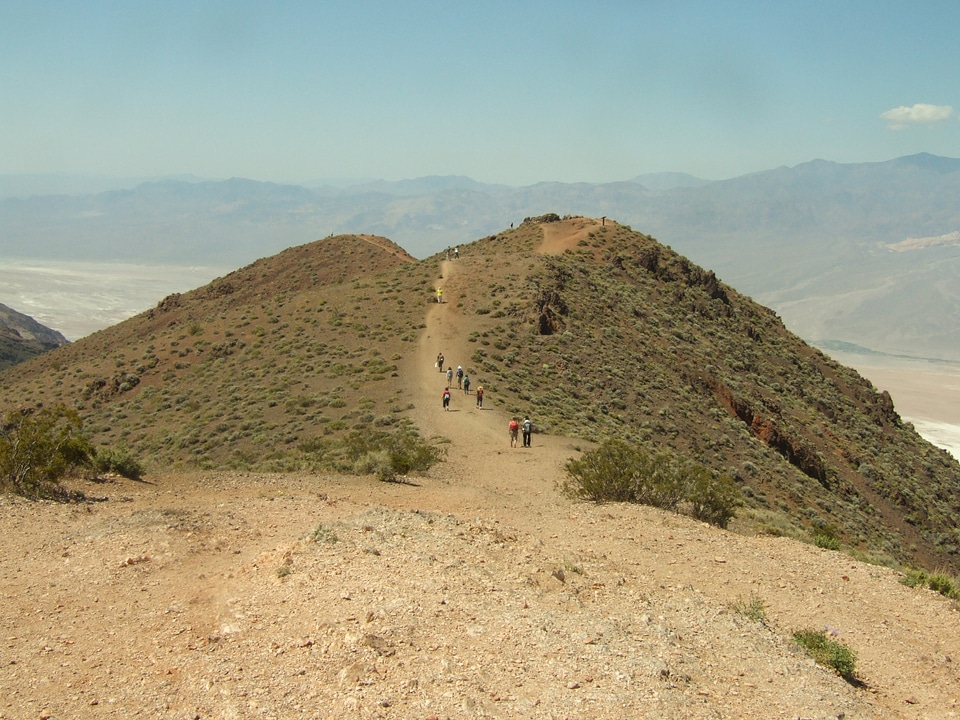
[[0, 257, 958, 719]]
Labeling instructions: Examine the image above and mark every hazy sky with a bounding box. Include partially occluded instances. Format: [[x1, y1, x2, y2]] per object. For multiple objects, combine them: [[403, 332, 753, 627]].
[[2, 1, 958, 186]]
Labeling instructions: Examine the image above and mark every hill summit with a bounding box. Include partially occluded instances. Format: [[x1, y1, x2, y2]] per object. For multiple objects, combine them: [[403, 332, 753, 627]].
[[2, 218, 959, 575]]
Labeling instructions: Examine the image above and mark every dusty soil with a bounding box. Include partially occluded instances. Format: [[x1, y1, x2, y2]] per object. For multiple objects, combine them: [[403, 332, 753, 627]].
[[2, 247, 960, 719]]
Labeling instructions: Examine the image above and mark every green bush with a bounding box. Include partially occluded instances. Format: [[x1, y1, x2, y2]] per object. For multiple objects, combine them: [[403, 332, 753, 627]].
[[792, 628, 858, 681], [901, 568, 960, 599], [94, 443, 145, 480], [342, 424, 445, 482], [0, 405, 93, 498], [561, 439, 639, 502], [813, 533, 842, 551], [561, 438, 742, 527], [685, 465, 741, 528]]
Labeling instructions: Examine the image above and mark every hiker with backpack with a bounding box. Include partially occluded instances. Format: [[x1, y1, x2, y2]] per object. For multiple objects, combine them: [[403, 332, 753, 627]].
[[508, 417, 519, 448], [437, 352, 444, 372], [522, 416, 533, 447], [446, 367, 454, 385], [463, 375, 471, 394], [456, 365, 463, 389], [476, 385, 484, 409], [442, 387, 451, 411]]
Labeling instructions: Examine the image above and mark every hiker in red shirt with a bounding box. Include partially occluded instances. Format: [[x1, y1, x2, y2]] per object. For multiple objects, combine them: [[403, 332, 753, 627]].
[[508, 418, 519, 447], [442, 387, 451, 411]]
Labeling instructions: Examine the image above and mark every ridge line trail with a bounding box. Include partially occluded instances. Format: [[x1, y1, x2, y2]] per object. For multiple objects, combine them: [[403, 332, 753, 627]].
[[392, 242, 960, 716], [398, 256, 578, 533]]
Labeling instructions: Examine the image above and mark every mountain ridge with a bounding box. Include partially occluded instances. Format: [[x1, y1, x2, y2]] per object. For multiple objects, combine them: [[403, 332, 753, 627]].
[[2, 217, 958, 577], [4, 154, 959, 360]]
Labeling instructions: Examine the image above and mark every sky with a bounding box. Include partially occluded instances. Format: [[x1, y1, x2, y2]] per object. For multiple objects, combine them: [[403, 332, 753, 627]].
[[2, 0, 959, 186]]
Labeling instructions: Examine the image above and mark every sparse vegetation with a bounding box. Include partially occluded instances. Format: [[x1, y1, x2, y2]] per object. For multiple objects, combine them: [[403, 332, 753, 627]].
[[792, 628, 858, 682], [0, 404, 93, 498], [94, 442, 145, 480], [561, 438, 742, 527], [1, 221, 959, 576], [731, 593, 767, 625], [311, 523, 339, 544], [900, 568, 960, 600], [340, 424, 446, 482]]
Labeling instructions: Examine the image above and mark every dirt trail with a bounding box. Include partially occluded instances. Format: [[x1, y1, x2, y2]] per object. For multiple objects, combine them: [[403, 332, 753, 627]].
[[2, 247, 960, 718], [401, 257, 578, 528]]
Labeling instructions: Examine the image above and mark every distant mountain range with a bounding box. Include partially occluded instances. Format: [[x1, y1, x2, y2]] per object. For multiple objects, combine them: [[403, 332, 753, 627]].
[[2, 153, 959, 360]]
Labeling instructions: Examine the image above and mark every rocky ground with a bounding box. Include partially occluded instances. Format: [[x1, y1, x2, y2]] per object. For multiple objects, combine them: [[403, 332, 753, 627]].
[[1, 256, 959, 719]]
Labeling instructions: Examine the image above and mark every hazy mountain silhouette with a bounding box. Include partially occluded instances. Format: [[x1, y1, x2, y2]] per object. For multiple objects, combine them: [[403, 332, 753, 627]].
[[2, 154, 959, 359]]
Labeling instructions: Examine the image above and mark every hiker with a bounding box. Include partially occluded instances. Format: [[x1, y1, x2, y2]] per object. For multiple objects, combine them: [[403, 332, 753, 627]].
[[463, 375, 471, 394], [456, 365, 463, 389], [508, 417, 519, 448], [446, 367, 453, 384], [476, 385, 484, 409], [442, 387, 451, 411], [437, 352, 444, 372], [436, 287, 443, 304], [522, 416, 532, 447], [454, 246, 459, 259]]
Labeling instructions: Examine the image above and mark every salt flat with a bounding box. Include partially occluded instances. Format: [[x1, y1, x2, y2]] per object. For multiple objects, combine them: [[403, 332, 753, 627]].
[[0, 257, 225, 340], [829, 351, 960, 460]]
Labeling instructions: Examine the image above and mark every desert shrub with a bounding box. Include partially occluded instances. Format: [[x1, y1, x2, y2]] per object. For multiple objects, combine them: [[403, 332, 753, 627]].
[[685, 465, 742, 528], [311, 523, 338, 544], [561, 439, 741, 526], [926, 572, 960, 599], [94, 443, 145, 480], [635, 451, 686, 511], [813, 532, 842, 551], [561, 439, 639, 502], [341, 424, 445, 482], [731, 593, 767, 625], [0, 405, 93, 498], [792, 628, 858, 681], [901, 568, 960, 599]]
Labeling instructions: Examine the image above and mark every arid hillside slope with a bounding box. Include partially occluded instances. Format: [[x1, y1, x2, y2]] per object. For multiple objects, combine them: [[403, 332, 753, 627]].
[[2, 218, 960, 576], [0, 248, 958, 718]]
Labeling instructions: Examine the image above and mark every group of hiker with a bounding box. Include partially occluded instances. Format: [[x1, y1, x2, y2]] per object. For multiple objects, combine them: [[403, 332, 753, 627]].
[[438, 353, 482, 410], [437, 352, 532, 447]]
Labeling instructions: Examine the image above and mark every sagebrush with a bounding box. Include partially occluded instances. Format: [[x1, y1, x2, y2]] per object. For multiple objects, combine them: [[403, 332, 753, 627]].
[[561, 439, 741, 527]]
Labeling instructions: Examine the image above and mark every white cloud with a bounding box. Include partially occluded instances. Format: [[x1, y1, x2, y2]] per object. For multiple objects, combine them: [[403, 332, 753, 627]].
[[881, 103, 954, 129]]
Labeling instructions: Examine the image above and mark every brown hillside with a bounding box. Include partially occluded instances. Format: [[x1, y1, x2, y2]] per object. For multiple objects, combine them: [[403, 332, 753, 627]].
[[2, 217, 959, 577], [2, 227, 960, 717]]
